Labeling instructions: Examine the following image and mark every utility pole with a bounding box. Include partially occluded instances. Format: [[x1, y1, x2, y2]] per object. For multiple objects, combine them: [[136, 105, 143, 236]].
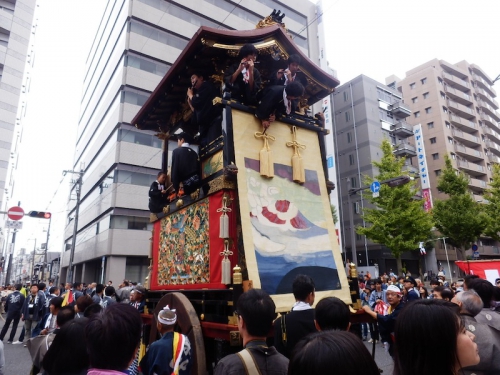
[[31, 238, 36, 283], [41, 217, 51, 282], [64, 169, 84, 283]]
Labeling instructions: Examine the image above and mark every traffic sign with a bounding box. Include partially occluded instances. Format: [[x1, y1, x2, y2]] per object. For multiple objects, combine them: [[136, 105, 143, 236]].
[[6, 221, 23, 229], [370, 181, 381, 198], [7, 206, 24, 221], [370, 181, 381, 193], [473, 251, 480, 259], [471, 244, 478, 251]]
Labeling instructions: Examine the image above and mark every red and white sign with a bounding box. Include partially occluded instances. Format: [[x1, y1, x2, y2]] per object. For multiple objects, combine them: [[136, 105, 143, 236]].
[[7, 206, 24, 221]]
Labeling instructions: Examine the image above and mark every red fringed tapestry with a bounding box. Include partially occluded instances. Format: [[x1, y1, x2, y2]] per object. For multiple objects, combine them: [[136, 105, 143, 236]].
[[150, 190, 238, 290]]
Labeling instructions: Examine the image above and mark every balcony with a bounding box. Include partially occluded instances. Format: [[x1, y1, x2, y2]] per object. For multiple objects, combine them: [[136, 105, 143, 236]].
[[478, 101, 500, 122], [449, 113, 477, 133], [454, 144, 483, 162], [389, 101, 411, 118], [452, 129, 480, 147], [442, 71, 470, 92], [472, 73, 496, 97], [456, 159, 486, 176], [472, 194, 485, 203], [484, 127, 500, 144], [440, 61, 469, 80], [480, 113, 500, 130], [447, 99, 475, 119], [474, 86, 499, 109], [444, 85, 473, 105], [393, 142, 417, 157], [391, 121, 414, 138], [470, 64, 494, 85], [468, 177, 487, 192], [488, 154, 500, 164], [402, 163, 418, 175], [485, 139, 500, 156]]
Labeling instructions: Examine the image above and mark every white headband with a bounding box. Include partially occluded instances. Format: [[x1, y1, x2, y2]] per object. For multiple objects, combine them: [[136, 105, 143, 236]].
[[158, 305, 177, 325]]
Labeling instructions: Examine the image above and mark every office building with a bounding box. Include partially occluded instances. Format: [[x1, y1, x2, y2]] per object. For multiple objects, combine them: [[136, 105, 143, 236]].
[[60, 0, 326, 284], [0, 0, 37, 283], [391, 59, 500, 265], [333, 74, 420, 274]]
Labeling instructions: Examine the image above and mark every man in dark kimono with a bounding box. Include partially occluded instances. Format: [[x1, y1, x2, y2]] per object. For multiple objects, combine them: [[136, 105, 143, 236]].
[[268, 54, 308, 88], [187, 72, 222, 148], [255, 81, 304, 129], [171, 133, 200, 196], [140, 305, 192, 375], [148, 171, 169, 213], [224, 43, 262, 105]]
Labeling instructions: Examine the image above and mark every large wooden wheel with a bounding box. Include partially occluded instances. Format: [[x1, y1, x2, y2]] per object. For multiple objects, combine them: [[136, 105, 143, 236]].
[[150, 292, 206, 375]]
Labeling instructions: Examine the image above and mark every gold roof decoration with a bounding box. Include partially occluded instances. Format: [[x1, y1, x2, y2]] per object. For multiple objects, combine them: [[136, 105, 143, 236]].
[[256, 9, 287, 31]]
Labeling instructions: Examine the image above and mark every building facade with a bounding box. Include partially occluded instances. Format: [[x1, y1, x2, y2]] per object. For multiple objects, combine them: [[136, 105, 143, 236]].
[[332, 74, 422, 275], [392, 59, 500, 268], [0, 0, 37, 283], [60, 0, 325, 284]]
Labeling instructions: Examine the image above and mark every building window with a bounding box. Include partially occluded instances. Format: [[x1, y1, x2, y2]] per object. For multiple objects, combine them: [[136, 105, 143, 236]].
[[345, 111, 351, 122], [425, 107, 432, 114], [445, 121, 451, 128], [343, 91, 349, 102], [435, 169, 442, 176], [414, 111, 420, 118], [432, 153, 439, 160], [412, 97, 418, 103], [423, 92, 429, 99], [349, 154, 355, 165], [430, 137, 437, 144], [410, 83, 415, 90], [451, 153, 456, 159], [438, 77, 443, 85], [347, 132, 353, 143], [350, 177, 357, 188], [353, 202, 360, 214], [421, 78, 427, 84], [448, 137, 453, 144], [427, 122, 434, 129], [443, 107, 448, 114]]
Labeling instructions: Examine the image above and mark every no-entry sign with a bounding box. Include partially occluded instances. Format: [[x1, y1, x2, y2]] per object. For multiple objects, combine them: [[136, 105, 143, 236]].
[[7, 206, 24, 221]]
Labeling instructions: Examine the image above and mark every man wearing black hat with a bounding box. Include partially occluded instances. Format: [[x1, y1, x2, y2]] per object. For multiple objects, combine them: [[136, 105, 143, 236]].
[[402, 276, 419, 303], [171, 133, 200, 196]]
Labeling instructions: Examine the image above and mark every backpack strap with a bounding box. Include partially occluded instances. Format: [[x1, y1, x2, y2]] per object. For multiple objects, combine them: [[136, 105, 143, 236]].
[[237, 348, 262, 375]]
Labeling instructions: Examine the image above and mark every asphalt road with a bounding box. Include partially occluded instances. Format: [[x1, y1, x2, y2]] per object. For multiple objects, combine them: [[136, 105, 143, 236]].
[[0, 316, 33, 375]]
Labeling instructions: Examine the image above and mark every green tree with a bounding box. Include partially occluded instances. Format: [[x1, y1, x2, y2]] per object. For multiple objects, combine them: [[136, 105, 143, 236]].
[[356, 139, 434, 274], [432, 155, 486, 259], [482, 164, 500, 241]]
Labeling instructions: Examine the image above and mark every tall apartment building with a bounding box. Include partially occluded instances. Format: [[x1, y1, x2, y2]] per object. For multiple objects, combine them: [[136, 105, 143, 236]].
[[0, 0, 36, 281], [332, 75, 421, 274], [60, 0, 325, 284], [392, 59, 500, 265]]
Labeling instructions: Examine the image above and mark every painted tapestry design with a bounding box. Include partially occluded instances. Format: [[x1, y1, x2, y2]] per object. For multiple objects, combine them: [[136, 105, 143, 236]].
[[157, 198, 210, 285], [244, 158, 340, 295]]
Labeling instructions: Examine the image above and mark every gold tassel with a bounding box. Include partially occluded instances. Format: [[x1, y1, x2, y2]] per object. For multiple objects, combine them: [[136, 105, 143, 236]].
[[255, 129, 276, 178], [220, 240, 233, 284], [217, 195, 232, 238], [286, 126, 306, 183]]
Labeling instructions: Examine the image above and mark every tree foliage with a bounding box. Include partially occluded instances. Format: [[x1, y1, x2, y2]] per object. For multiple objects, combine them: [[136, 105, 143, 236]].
[[356, 139, 434, 274], [483, 164, 500, 241], [432, 155, 486, 254], [331, 204, 338, 224]]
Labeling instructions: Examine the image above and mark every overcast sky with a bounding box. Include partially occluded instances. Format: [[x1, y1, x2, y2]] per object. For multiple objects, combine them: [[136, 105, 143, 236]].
[[9, 0, 500, 256]]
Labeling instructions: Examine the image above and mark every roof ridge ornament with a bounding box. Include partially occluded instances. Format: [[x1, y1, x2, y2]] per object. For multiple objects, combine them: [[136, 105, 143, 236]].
[[256, 9, 287, 31]]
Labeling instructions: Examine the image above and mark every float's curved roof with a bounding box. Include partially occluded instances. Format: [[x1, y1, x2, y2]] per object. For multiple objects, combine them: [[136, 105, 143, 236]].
[[132, 24, 339, 132]]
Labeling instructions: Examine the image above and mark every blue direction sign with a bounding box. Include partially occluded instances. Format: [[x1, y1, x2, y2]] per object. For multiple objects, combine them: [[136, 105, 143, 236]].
[[370, 181, 381, 193]]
